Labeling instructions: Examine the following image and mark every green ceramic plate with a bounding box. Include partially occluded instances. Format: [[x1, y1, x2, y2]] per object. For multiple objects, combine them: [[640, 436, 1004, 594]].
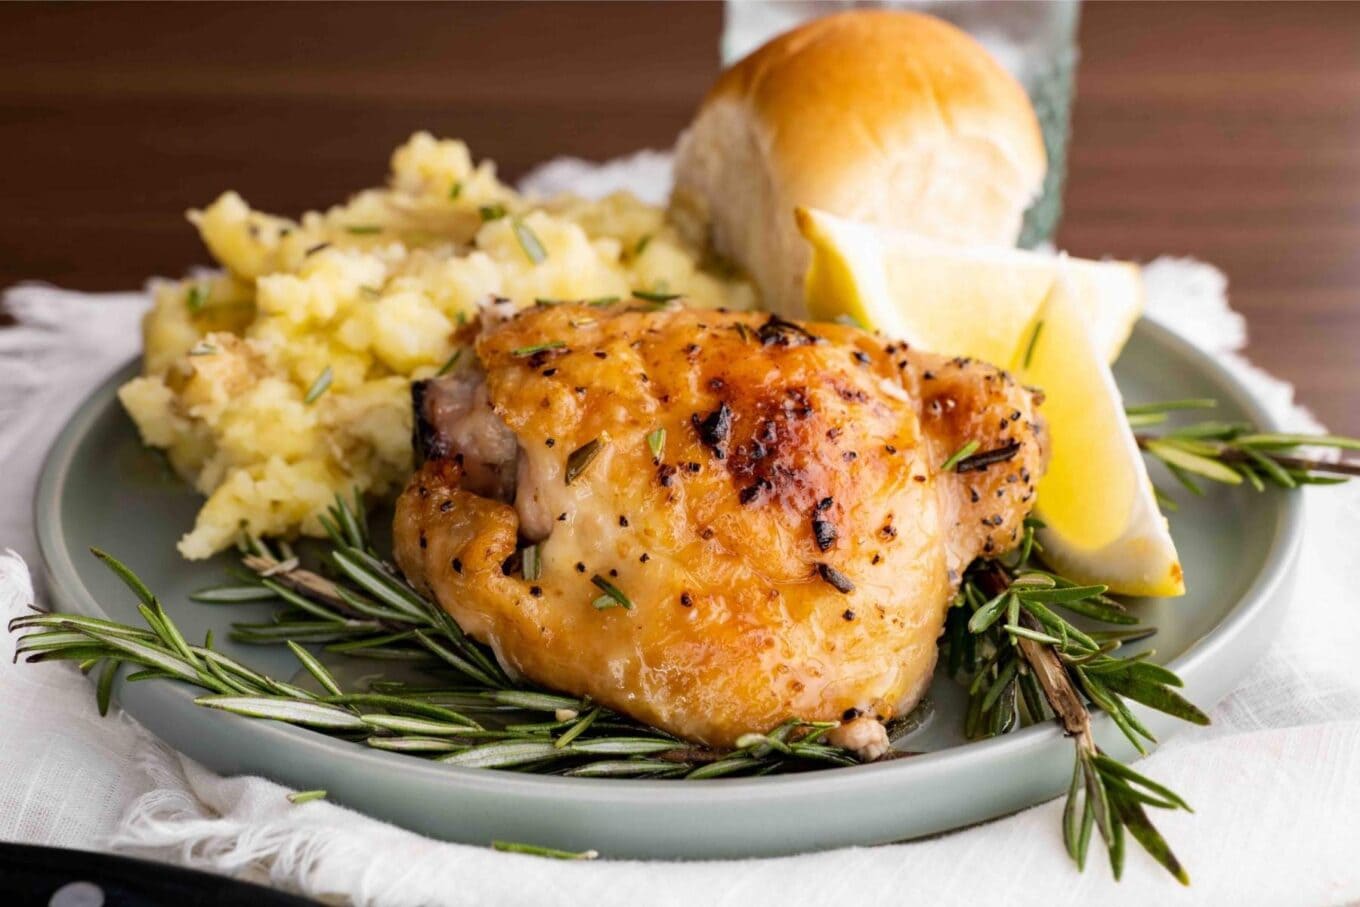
[[35, 318, 1301, 858]]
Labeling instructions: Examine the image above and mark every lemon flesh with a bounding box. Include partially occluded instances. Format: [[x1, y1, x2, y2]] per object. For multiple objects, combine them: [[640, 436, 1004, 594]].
[[796, 206, 1143, 366], [1019, 278, 1184, 596], [797, 206, 1182, 597]]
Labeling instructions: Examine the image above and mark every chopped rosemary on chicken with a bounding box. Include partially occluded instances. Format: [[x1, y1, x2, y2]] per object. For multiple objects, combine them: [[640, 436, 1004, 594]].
[[512, 341, 567, 358], [564, 437, 604, 484], [522, 544, 543, 582], [940, 440, 981, 472], [590, 574, 633, 611], [646, 428, 666, 463]]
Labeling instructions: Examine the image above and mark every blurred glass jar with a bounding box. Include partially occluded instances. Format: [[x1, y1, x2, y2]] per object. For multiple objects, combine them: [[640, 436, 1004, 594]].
[[722, 1, 1080, 248]]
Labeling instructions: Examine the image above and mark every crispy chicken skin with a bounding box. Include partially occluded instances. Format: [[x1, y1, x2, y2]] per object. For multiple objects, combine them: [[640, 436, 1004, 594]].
[[394, 303, 1044, 749]]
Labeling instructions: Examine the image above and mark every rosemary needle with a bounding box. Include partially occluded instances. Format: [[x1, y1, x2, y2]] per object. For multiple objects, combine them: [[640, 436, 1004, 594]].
[[512, 341, 566, 358], [1124, 398, 1217, 416], [492, 841, 599, 860], [287, 789, 328, 805], [186, 283, 208, 313], [1021, 320, 1044, 369], [940, 440, 980, 472], [590, 575, 632, 610], [521, 544, 542, 582], [632, 289, 681, 303], [646, 427, 666, 462], [512, 218, 548, 265], [565, 438, 604, 484], [304, 367, 333, 405], [434, 349, 463, 378]]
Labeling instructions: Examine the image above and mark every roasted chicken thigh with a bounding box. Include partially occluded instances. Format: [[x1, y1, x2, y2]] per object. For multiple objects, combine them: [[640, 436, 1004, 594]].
[[394, 302, 1044, 750]]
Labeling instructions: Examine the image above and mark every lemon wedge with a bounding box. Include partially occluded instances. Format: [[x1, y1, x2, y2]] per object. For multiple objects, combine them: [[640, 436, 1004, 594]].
[[796, 206, 1143, 365], [796, 206, 1182, 596], [1018, 277, 1183, 596]]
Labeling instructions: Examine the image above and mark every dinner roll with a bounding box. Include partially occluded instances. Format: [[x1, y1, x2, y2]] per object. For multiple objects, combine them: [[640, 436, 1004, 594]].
[[672, 9, 1046, 316]]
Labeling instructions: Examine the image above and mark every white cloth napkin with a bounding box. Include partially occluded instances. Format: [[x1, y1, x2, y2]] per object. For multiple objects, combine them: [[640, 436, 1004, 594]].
[[2, 155, 1359, 906]]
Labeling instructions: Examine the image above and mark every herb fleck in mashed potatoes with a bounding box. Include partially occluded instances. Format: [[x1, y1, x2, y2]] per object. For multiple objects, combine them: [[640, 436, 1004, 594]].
[[119, 133, 755, 559]]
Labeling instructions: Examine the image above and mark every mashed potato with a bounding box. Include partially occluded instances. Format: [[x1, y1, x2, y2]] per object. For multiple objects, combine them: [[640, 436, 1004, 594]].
[[120, 133, 756, 559]]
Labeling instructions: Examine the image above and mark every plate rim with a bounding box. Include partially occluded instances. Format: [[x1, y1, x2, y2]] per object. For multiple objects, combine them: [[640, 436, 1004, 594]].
[[32, 317, 1304, 810]]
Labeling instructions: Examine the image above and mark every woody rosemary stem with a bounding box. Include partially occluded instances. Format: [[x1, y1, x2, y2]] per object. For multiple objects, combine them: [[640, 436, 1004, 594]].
[[980, 565, 1091, 747], [1016, 620, 1094, 747], [968, 559, 1195, 883]]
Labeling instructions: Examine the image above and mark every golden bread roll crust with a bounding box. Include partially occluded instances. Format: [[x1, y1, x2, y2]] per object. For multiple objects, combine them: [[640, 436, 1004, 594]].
[[673, 10, 1046, 315]]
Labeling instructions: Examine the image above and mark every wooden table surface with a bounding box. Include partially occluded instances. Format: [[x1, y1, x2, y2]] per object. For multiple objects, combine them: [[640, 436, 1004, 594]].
[[2, 2, 1356, 430]]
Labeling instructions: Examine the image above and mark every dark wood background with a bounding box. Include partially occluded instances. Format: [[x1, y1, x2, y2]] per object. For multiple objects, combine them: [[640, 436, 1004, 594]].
[[2, 2, 1356, 430]]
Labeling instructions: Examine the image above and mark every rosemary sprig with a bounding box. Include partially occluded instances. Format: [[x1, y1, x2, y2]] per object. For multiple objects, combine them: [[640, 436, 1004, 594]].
[[1127, 400, 1360, 496], [945, 524, 1201, 883], [9, 495, 856, 784]]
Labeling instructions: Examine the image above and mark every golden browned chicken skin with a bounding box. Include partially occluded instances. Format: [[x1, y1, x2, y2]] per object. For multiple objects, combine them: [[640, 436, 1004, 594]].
[[394, 302, 1044, 750]]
